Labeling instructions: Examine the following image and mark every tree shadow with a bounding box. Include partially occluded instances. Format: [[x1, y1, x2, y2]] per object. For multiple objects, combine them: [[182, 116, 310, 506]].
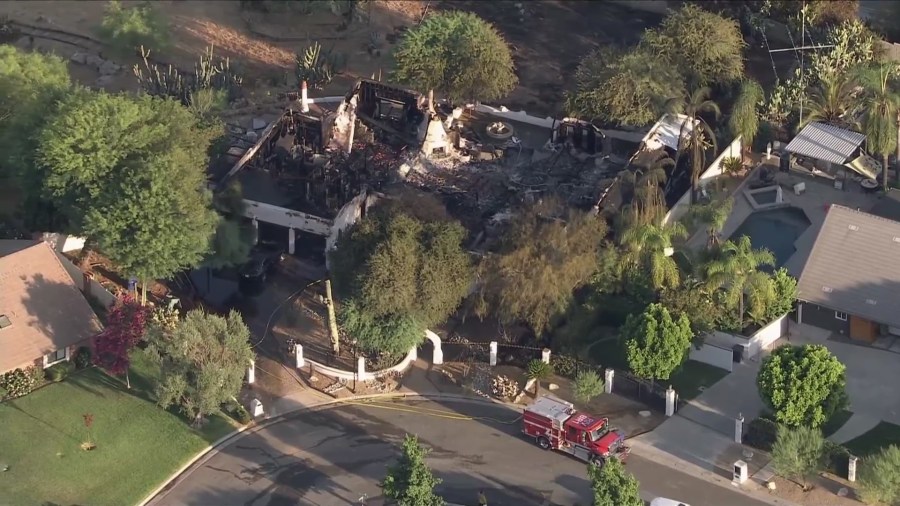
[[4, 400, 81, 443], [16, 267, 102, 362]]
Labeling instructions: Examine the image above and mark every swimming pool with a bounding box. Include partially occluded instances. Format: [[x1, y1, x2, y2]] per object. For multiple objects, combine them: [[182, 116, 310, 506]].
[[728, 207, 811, 269]]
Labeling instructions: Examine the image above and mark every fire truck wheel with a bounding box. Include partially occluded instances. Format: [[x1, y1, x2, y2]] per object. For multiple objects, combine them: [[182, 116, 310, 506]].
[[536, 436, 550, 450], [590, 455, 605, 468]]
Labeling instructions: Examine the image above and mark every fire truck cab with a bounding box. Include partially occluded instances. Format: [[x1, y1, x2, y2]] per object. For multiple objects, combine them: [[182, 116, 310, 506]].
[[522, 396, 629, 466]]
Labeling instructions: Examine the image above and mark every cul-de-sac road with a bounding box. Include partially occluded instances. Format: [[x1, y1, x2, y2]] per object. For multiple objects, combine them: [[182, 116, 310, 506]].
[[150, 399, 770, 506]]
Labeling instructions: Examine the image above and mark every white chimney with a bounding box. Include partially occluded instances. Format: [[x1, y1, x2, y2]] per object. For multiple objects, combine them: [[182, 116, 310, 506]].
[[301, 81, 310, 113]]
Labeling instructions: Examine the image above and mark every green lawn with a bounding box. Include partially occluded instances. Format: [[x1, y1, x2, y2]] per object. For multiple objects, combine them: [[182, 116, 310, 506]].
[[668, 360, 730, 400], [845, 421, 900, 457], [0, 353, 237, 506]]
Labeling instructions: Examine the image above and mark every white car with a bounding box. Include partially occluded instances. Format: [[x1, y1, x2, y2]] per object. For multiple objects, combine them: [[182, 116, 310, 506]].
[[650, 499, 690, 506]]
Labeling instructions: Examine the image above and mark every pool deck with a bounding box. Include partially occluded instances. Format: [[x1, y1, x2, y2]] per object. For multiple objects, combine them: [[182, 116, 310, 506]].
[[714, 159, 879, 277]]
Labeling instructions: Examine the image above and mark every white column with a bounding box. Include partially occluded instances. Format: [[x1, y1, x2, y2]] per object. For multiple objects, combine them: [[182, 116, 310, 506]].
[[247, 360, 256, 384], [665, 387, 676, 417], [489, 341, 498, 366], [541, 348, 551, 364], [301, 80, 310, 113], [295, 343, 304, 368], [251, 218, 259, 246], [604, 369, 614, 394], [797, 303, 803, 324], [357, 356, 366, 379], [288, 227, 296, 255], [433, 347, 443, 365], [734, 413, 744, 443], [848, 456, 858, 482]]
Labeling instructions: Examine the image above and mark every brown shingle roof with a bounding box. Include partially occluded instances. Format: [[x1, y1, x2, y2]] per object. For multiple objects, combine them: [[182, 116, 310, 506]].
[[797, 206, 900, 327], [0, 240, 102, 372]]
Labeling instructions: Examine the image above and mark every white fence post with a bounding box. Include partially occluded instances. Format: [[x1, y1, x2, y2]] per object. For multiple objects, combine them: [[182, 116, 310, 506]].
[[734, 413, 744, 443], [357, 356, 366, 379], [295, 343, 304, 368], [604, 369, 614, 394], [848, 456, 858, 482], [247, 359, 256, 385], [489, 341, 498, 366], [665, 387, 676, 417], [541, 348, 551, 364], [288, 227, 296, 255]]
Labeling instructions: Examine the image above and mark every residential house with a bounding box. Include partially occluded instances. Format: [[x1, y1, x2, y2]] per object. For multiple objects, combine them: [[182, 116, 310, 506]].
[[0, 240, 102, 374], [796, 205, 900, 342]]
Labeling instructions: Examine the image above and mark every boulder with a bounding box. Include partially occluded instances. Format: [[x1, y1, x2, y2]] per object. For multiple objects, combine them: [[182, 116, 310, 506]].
[[98, 60, 120, 76], [70, 52, 88, 65], [252, 118, 267, 130], [84, 54, 105, 68], [94, 75, 116, 88]]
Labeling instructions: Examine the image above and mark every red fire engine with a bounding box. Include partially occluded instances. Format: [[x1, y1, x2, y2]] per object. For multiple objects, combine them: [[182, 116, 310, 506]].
[[522, 396, 630, 466]]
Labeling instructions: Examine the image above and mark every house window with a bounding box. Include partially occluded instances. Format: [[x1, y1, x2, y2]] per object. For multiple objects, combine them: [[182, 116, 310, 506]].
[[43, 348, 68, 367], [835, 311, 849, 321]]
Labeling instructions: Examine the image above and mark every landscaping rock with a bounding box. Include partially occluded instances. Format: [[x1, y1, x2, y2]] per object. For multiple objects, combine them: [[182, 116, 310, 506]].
[[94, 75, 116, 88], [84, 54, 105, 68], [98, 60, 120, 76], [252, 118, 267, 130], [70, 52, 88, 65], [548, 383, 559, 391]]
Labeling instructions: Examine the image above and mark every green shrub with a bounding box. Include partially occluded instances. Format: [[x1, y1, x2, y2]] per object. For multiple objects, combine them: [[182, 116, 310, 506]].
[[744, 417, 778, 451], [97, 0, 169, 57], [858, 445, 900, 505], [550, 354, 579, 378], [573, 370, 605, 404], [230, 403, 252, 424], [0, 366, 46, 399], [74, 346, 92, 369], [46, 362, 75, 382], [824, 440, 850, 477]]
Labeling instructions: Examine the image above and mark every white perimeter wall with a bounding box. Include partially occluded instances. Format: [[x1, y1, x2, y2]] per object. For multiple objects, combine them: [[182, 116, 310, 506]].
[[662, 135, 742, 226], [689, 343, 734, 372], [705, 313, 789, 361]]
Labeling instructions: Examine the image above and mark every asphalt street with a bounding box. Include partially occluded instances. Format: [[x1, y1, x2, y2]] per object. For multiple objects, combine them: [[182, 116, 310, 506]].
[[150, 399, 771, 506]]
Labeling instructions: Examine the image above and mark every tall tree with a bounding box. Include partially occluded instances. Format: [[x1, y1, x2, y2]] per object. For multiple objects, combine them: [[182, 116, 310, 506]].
[[771, 425, 825, 490], [143, 309, 255, 425], [382, 434, 444, 506], [705, 236, 775, 329], [37, 92, 222, 287], [392, 11, 517, 104], [688, 197, 734, 249], [92, 295, 152, 388], [475, 197, 607, 334], [800, 73, 859, 129], [643, 4, 745, 87], [622, 303, 693, 384], [856, 63, 900, 188], [667, 87, 721, 204], [567, 45, 683, 127], [729, 79, 765, 157], [588, 459, 643, 506], [618, 221, 687, 290], [205, 219, 253, 269], [757, 344, 848, 428]]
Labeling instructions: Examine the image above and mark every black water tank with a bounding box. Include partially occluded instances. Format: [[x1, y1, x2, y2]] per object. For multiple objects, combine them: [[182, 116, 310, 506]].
[[733, 344, 745, 363]]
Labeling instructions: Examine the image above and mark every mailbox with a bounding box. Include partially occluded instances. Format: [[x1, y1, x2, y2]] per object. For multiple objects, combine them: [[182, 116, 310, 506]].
[[733, 460, 748, 484]]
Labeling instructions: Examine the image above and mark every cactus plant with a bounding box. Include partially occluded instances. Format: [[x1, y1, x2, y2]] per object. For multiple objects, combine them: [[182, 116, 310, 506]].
[[133, 45, 243, 108], [296, 41, 345, 90]]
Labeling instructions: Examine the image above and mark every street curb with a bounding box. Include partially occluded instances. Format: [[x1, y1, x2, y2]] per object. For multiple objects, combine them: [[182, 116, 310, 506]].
[[138, 392, 517, 506]]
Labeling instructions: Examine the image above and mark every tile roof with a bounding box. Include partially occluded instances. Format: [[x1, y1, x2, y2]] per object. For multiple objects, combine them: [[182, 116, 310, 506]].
[[784, 122, 866, 165], [0, 240, 102, 372], [797, 206, 900, 327]]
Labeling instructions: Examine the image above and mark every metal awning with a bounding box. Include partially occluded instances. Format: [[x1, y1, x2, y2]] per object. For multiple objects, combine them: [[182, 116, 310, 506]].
[[844, 154, 881, 180], [784, 122, 866, 165]]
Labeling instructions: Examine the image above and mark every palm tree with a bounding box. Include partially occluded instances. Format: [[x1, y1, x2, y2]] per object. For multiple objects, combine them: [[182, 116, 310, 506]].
[[526, 359, 553, 396], [856, 62, 900, 189], [619, 220, 688, 290], [622, 150, 674, 226], [800, 74, 859, 130], [668, 87, 721, 204], [728, 79, 765, 159], [689, 197, 734, 249], [704, 235, 776, 330]]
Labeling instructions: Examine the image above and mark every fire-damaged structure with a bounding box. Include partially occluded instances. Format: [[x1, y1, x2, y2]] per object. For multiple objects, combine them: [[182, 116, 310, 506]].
[[214, 78, 665, 258]]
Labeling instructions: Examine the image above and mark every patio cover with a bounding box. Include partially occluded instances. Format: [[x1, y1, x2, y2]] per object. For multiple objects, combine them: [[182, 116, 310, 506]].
[[643, 114, 693, 152], [784, 122, 866, 165], [844, 153, 882, 180]]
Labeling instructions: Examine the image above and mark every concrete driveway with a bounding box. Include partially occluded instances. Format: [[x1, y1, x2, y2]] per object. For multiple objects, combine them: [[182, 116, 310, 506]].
[[150, 399, 772, 506]]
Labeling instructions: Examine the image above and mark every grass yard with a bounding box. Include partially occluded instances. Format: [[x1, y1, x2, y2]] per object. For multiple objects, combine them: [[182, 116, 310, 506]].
[[0, 354, 237, 506], [844, 421, 900, 457], [668, 360, 730, 400]]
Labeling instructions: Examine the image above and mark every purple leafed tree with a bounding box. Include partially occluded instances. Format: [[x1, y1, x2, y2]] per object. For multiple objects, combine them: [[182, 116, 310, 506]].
[[92, 295, 151, 388]]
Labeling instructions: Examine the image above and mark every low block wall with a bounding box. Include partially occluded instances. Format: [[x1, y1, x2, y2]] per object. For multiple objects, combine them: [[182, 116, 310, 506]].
[[306, 344, 417, 382], [689, 343, 734, 372], [705, 313, 789, 360]]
